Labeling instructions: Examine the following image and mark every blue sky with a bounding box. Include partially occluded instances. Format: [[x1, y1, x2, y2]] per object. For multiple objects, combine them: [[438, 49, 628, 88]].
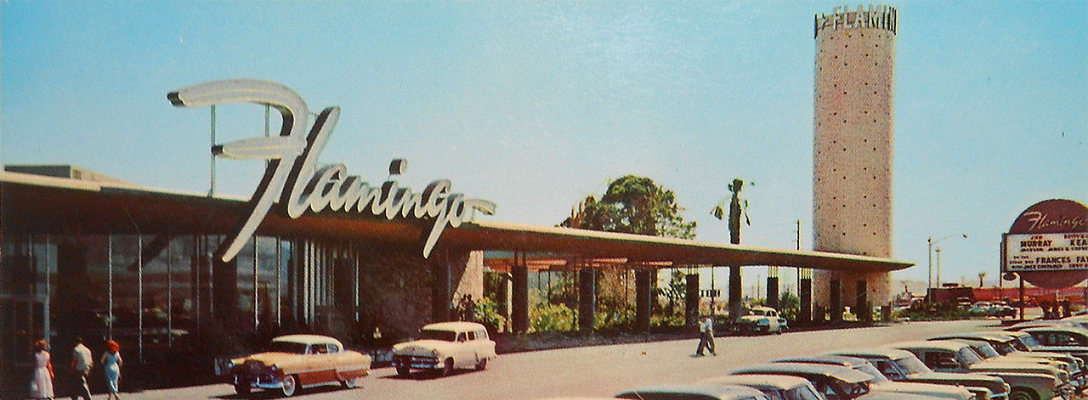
[[3, 1, 1086, 293]]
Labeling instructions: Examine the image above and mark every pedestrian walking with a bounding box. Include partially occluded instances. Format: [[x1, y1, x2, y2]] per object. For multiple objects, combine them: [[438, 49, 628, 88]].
[[30, 339, 55, 399], [694, 316, 717, 356], [70, 336, 93, 400], [101, 340, 123, 400]]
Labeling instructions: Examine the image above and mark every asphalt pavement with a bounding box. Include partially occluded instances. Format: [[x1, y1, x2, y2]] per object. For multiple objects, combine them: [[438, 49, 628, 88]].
[[69, 319, 1001, 400]]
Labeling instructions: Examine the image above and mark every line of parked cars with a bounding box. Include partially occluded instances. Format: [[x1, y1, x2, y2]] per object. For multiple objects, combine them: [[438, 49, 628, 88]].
[[548, 313, 1088, 400], [223, 321, 496, 397]]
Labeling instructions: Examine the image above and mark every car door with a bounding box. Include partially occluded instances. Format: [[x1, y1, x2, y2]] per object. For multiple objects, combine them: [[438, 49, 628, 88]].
[[478, 329, 497, 358], [454, 331, 471, 368], [308, 343, 337, 385]]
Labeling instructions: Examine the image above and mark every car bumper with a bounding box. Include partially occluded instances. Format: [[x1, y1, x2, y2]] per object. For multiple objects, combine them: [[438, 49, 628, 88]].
[[393, 355, 441, 370], [233, 374, 284, 390], [731, 325, 769, 333]]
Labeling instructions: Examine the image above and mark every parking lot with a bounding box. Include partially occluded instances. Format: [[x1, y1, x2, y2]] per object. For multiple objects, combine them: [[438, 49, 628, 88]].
[[100, 319, 1010, 400]]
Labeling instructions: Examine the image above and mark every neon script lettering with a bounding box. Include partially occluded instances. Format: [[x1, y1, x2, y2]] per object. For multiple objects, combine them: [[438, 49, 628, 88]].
[[168, 79, 496, 262], [1023, 211, 1087, 233]]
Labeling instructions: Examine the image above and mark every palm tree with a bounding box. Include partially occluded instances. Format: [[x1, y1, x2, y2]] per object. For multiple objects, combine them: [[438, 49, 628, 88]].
[[978, 272, 987, 288]]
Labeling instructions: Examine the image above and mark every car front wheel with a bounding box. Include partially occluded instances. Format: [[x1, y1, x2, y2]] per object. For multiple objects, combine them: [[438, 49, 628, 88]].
[[397, 366, 411, 377], [234, 384, 251, 396], [281, 375, 298, 397], [475, 358, 487, 371], [441, 358, 454, 376]]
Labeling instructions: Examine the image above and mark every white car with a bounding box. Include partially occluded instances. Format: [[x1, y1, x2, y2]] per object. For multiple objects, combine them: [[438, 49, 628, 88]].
[[733, 306, 788, 335], [392, 321, 497, 377]]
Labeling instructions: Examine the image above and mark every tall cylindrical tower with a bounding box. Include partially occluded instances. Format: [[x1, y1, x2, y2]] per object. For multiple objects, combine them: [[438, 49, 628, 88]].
[[812, 4, 898, 316]]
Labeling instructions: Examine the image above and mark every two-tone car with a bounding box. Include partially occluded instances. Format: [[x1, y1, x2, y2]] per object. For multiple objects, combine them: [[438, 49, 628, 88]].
[[889, 340, 1072, 400], [392, 321, 497, 377], [732, 306, 789, 335], [828, 347, 1010, 400], [771, 355, 973, 400], [227, 334, 371, 397]]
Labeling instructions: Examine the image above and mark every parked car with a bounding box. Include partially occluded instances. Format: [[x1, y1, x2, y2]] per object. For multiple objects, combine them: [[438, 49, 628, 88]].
[[943, 338, 1071, 371], [615, 384, 770, 400], [827, 347, 1009, 400], [733, 306, 788, 335], [1005, 321, 1066, 332], [1057, 316, 1088, 330], [771, 355, 972, 400], [889, 340, 1072, 400], [928, 332, 1085, 390], [931, 332, 1082, 366], [969, 303, 1017, 318], [226, 334, 371, 397], [392, 321, 497, 377], [699, 374, 824, 400], [729, 362, 944, 400], [1001, 330, 1088, 366], [1022, 326, 1088, 348]]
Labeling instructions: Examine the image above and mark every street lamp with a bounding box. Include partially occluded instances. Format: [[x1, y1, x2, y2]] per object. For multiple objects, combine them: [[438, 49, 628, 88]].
[[928, 233, 967, 290]]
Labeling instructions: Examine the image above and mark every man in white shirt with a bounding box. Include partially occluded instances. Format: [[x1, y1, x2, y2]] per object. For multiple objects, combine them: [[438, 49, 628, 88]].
[[70, 336, 93, 400], [695, 316, 717, 356]]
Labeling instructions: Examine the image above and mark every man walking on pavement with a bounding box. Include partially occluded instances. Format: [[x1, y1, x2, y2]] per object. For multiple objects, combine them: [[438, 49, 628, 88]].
[[695, 316, 717, 356], [71, 336, 93, 400]]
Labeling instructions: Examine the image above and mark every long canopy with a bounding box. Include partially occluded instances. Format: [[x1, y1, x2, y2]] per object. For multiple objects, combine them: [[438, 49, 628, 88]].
[[1, 170, 913, 273]]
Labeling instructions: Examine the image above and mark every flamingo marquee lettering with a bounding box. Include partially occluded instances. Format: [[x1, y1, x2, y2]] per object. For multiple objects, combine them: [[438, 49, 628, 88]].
[[168, 79, 496, 262]]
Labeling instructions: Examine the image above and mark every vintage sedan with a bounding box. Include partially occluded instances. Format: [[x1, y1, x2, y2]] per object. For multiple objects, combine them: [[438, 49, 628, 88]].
[[889, 340, 1072, 400], [828, 347, 1010, 400], [771, 355, 972, 400], [1002, 330, 1088, 366], [615, 384, 770, 400], [733, 306, 789, 335], [729, 362, 944, 400], [392, 321, 497, 377], [227, 334, 371, 397], [930, 332, 1085, 372], [698, 374, 826, 400]]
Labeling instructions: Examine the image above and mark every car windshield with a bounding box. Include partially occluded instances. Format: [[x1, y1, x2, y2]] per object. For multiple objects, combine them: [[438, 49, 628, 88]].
[[836, 381, 869, 399], [751, 309, 767, 316], [992, 340, 1018, 354], [419, 329, 458, 342], [854, 363, 890, 382], [894, 356, 932, 375], [973, 343, 1002, 358], [959, 347, 984, 365], [267, 341, 309, 354], [783, 386, 822, 400], [1017, 334, 1042, 349]]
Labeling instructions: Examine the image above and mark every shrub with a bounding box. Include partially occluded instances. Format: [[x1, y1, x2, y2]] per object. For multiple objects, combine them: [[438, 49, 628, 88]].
[[531, 303, 576, 332], [474, 297, 508, 334]]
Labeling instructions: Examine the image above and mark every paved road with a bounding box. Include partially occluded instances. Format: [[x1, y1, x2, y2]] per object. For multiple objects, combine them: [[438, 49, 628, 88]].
[[116, 319, 999, 400]]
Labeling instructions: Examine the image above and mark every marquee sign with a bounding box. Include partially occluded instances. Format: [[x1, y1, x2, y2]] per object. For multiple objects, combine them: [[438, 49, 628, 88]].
[[1004, 233, 1088, 272], [1002, 199, 1088, 288], [168, 79, 496, 262]]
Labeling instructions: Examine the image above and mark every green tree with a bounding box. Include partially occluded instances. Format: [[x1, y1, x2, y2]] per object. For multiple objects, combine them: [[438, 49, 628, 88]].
[[561, 175, 697, 239], [556, 175, 698, 329]]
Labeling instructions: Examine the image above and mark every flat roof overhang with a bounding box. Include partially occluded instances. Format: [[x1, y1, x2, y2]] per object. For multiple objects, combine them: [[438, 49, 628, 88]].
[[0, 172, 912, 273]]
